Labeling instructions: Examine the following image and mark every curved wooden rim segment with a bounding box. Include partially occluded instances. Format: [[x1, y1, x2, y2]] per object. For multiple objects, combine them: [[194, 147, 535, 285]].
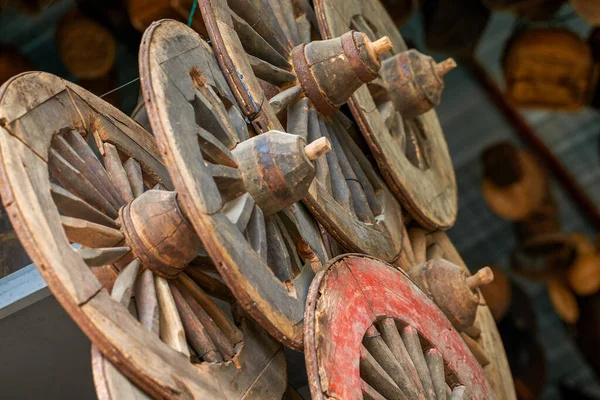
[[314, 0, 458, 230], [198, 0, 405, 262], [140, 19, 328, 350], [0, 71, 286, 399], [305, 254, 495, 399]]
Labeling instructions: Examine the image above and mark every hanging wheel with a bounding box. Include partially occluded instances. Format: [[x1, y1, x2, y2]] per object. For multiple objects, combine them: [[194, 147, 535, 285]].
[[305, 254, 496, 399], [140, 19, 331, 350], [314, 0, 459, 230], [0, 72, 288, 398], [198, 0, 405, 262], [398, 228, 517, 400]]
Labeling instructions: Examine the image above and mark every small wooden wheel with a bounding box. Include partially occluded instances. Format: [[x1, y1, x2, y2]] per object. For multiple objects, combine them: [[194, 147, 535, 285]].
[[140, 19, 331, 350], [315, 0, 459, 230], [198, 0, 405, 261], [305, 254, 496, 399], [398, 229, 516, 400], [0, 72, 287, 398]]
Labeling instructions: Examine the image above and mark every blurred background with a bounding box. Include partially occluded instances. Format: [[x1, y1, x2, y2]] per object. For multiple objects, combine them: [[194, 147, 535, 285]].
[[2, 0, 600, 399]]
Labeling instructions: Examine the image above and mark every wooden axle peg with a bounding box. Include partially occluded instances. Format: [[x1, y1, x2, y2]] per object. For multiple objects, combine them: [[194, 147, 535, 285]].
[[304, 137, 332, 160], [408, 258, 494, 330], [380, 49, 456, 119], [119, 190, 203, 278], [292, 30, 390, 115], [466, 266, 494, 290]]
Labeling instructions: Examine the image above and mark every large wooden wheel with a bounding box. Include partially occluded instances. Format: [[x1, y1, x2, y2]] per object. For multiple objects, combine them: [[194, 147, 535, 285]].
[[398, 229, 517, 400], [198, 0, 405, 262], [0, 72, 287, 399], [315, 0, 459, 230], [305, 254, 496, 399], [140, 19, 332, 350]]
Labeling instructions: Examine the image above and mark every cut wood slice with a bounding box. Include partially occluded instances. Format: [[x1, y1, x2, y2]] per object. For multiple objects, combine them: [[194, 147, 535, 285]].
[[305, 254, 497, 399], [397, 230, 516, 400], [140, 19, 331, 350], [198, 1, 405, 261], [0, 72, 286, 399], [314, 0, 458, 230]]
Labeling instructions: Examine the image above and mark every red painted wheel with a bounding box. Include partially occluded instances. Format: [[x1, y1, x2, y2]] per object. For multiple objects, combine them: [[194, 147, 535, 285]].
[[305, 254, 496, 399]]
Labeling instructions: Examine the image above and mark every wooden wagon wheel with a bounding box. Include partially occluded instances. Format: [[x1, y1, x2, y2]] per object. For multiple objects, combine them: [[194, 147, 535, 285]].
[[305, 254, 497, 399], [140, 19, 333, 350], [0, 72, 288, 399], [314, 0, 459, 230], [398, 229, 517, 400], [198, 0, 406, 262]]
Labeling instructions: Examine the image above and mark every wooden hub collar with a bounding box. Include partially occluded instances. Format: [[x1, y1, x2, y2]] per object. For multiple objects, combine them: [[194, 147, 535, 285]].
[[291, 30, 391, 115], [119, 190, 202, 278]]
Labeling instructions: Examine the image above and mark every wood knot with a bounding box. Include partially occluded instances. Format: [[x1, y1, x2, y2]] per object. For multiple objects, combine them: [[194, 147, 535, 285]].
[[190, 66, 207, 89]]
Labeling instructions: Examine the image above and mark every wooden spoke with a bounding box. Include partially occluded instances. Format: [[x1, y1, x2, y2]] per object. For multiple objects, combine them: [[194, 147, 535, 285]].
[[192, 89, 239, 149], [332, 117, 382, 216], [230, 11, 292, 70], [246, 205, 268, 262], [49, 148, 119, 219], [61, 215, 124, 248], [124, 158, 144, 198], [264, 0, 296, 48], [170, 284, 222, 363], [52, 135, 122, 210], [155, 275, 190, 356], [408, 226, 427, 265], [350, 14, 379, 43], [247, 54, 297, 86], [63, 130, 125, 206], [79, 246, 131, 267], [318, 119, 354, 215], [402, 326, 436, 400], [111, 259, 141, 306], [425, 348, 447, 400], [362, 379, 387, 400], [102, 142, 135, 203], [307, 107, 331, 193], [50, 183, 119, 229], [208, 164, 245, 203], [296, 14, 311, 44], [185, 267, 236, 304], [287, 97, 309, 140], [274, 215, 304, 275], [269, 85, 302, 115], [378, 100, 395, 129], [450, 386, 468, 400], [172, 280, 235, 360], [195, 126, 237, 168], [363, 326, 423, 399], [279, 0, 301, 44], [360, 345, 407, 400], [265, 216, 294, 281], [223, 193, 255, 232], [326, 119, 375, 224], [227, 0, 291, 57], [377, 318, 425, 395], [135, 269, 160, 335], [177, 273, 243, 346]]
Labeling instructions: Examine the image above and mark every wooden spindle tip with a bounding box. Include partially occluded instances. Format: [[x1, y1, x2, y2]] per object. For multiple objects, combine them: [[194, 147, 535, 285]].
[[436, 58, 457, 77], [371, 36, 392, 55], [466, 267, 494, 290], [189, 66, 207, 89], [305, 137, 331, 160]]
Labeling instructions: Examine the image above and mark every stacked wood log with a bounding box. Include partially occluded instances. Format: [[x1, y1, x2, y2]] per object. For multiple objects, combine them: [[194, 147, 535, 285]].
[[482, 142, 600, 325], [503, 28, 598, 111]]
